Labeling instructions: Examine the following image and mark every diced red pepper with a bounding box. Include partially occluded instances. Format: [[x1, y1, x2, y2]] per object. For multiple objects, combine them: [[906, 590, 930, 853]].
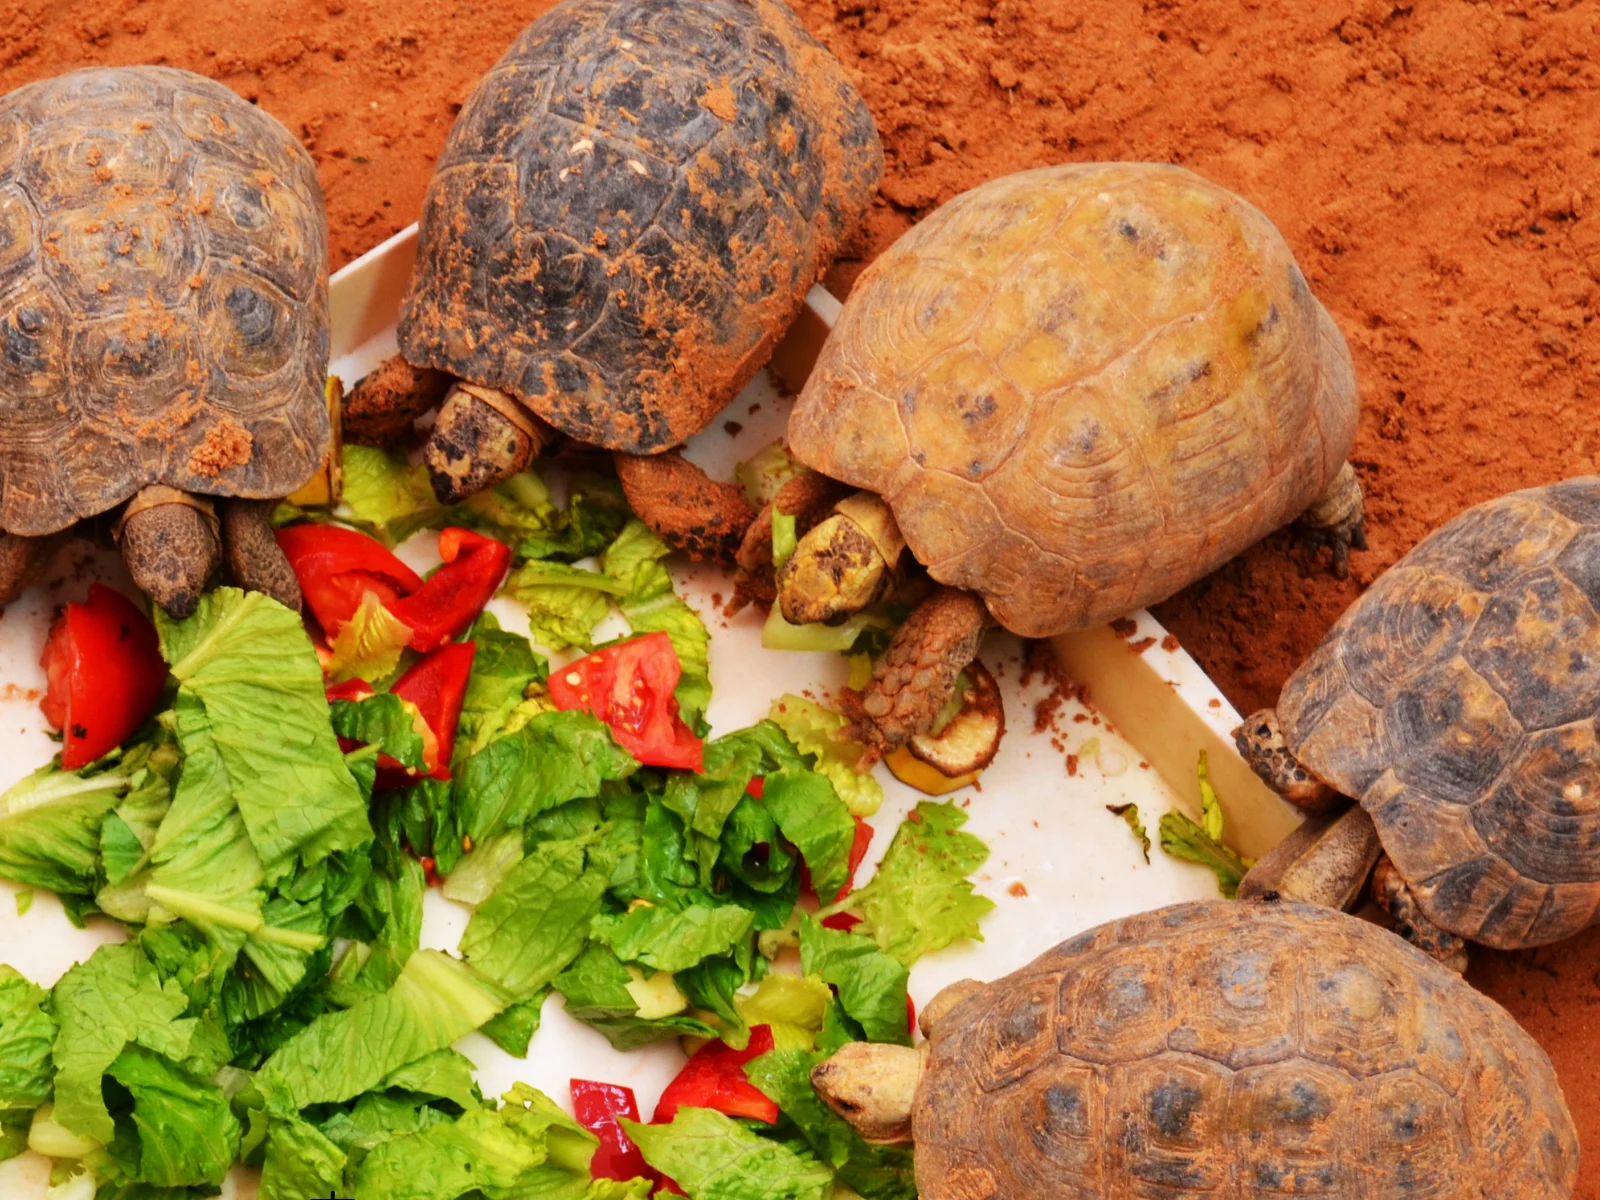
[[745, 776, 764, 799], [325, 678, 374, 704], [652, 1025, 778, 1125], [548, 633, 704, 771], [276, 524, 422, 639], [820, 912, 863, 933], [41, 584, 167, 770], [386, 528, 510, 652], [374, 641, 476, 790], [419, 856, 443, 887], [570, 1080, 652, 1183]]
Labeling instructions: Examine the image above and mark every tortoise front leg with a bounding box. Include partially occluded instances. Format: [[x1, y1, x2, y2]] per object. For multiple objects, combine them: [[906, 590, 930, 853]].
[[120, 487, 221, 620], [423, 383, 553, 504], [221, 499, 301, 612], [1235, 708, 1343, 813], [847, 587, 988, 765], [614, 451, 755, 564], [1373, 855, 1469, 973], [1299, 460, 1368, 579], [0, 531, 61, 610]]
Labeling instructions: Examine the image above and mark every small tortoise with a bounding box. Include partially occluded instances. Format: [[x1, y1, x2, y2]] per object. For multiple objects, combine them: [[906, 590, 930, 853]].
[[0, 66, 329, 618], [813, 899, 1579, 1199], [369, 0, 881, 560], [774, 163, 1364, 760], [1238, 478, 1600, 966]]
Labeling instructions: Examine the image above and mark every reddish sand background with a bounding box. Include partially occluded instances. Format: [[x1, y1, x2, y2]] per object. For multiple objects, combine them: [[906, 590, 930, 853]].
[[4, 0, 1599, 1187]]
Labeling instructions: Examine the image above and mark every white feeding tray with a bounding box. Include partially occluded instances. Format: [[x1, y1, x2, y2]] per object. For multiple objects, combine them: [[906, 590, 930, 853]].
[[0, 225, 1299, 1199]]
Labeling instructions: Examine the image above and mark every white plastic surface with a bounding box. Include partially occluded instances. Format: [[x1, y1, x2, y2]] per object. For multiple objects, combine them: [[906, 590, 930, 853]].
[[0, 224, 1249, 1198]]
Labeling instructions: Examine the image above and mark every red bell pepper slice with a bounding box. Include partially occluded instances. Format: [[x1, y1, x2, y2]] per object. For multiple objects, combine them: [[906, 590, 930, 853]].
[[820, 912, 863, 933], [374, 641, 476, 791], [276, 524, 422, 638], [40, 583, 167, 770], [802, 817, 874, 905], [548, 633, 704, 771], [570, 1080, 651, 1183], [386, 528, 510, 652], [745, 776, 764, 799], [652, 1025, 778, 1126], [907, 993, 917, 1035]]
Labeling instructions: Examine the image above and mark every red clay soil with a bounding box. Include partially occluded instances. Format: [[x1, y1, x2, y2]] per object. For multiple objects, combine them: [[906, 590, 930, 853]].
[[4, 0, 1599, 1186]]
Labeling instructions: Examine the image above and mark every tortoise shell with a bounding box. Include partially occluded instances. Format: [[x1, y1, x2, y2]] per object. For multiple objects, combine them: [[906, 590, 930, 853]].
[[916, 900, 1577, 1199], [397, 0, 882, 455], [0, 66, 330, 538], [787, 163, 1358, 639], [1280, 479, 1600, 949]]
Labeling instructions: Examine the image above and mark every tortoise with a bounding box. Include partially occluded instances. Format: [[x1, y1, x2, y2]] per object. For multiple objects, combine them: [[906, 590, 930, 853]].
[[772, 163, 1365, 761], [812, 898, 1580, 1199], [357, 0, 882, 560], [1237, 478, 1600, 967], [0, 66, 328, 618]]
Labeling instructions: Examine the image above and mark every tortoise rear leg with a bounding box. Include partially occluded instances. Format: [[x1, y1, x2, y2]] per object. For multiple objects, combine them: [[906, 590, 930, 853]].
[[221, 499, 301, 612], [614, 451, 755, 564], [423, 383, 553, 504], [0, 532, 62, 610], [1299, 461, 1367, 579], [120, 487, 221, 621], [1373, 855, 1469, 973], [1235, 709, 1343, 813], [846, 588, 988, 765]]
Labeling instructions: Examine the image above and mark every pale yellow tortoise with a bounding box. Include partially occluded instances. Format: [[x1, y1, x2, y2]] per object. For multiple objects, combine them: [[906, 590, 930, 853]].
[[812, 899, 1579, 1199], [773, 163, 1365, 761]]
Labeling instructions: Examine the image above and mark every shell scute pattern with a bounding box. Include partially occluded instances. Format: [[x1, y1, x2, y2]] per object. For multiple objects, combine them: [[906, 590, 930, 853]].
[[788, 163, 1360, 638], [1281, 480, 1600, 946], [913, 901, 1579, 1199], [0, 66, 329, 538], [399, 0, 882, 455]]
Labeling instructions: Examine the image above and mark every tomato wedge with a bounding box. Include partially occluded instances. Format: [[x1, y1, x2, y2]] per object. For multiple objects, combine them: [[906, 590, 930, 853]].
[[570, 1080, 651, 1183], [653, 1024, 778, 1125], [276, 524, 422, 638], [386, 528, 510, 651], [548, 633, 703, 771], [40, 583, 167, 770]]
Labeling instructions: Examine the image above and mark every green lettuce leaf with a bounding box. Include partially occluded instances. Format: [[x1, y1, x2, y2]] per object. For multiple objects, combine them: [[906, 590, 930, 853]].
[[759, 767, 855, 901], [260, 1113, 347, 1200], [51, 943, 195, 1144], [439, 828, 524, 909], [99, 737, 179, 889], [734, 975, 832, 1053], [480, 991, 547, 1059], [331, 692, 429, 772], [257, 950, 506, 1111], [341, 444, 444, 546], [797, 918, 909, 1046], [1108, 803, 1151, 864], [456, 613, 550, 757], [0, 965, 55, 1129], [553, 946, 717, 1051], [623, 1107, 832, 1200], [503, 561, 624, 652], [0, 759, 134, 895], [454, 711, 637, 845], [589, 903, 755, 975], [747, 1050, 916, 1200], [767, 697, 882, 818], [461, 835, 617, 999], [104, 1045, 241, 1187], [380, 1048, 482, 1112], [325, 588, 414, 686], [661, 735, 765, 888], [1158, 811, 1249, 898], [604, 520, 712, 726], [833, 801, 993, 966], [157, 588, 372, 878]]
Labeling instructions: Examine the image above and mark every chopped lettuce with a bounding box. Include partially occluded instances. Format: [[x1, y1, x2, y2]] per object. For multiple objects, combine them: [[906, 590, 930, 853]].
[[759, 767, 856, 901], [157, 588, 372, 879], [624, 1107, 833, 1200], [797, 918, 910, 1046], [553, 946, 717, 1051], [257, 950, 506, 1111], [461, 835, 616, 1000], [735, 441, 805, 509], [49, 943, 195, 1144], [456, 613, 550, 757], [1158, 752, 1253, 898], [1107, 803, 1151, 863], [340, 444, 445, 546], [439, 828, 525, 908], [104, 1045, 241, 1188], [605, 520, 713, 727], [829, 801, 993, 967], [0, 762, 130, 897], [326, 590, 414, 685], [735, 975, 833, 1053], [0, 966, 55, 1157], [767, 697, 882, 818], [330, 691, 430, 772], [502, 561, 623, 652], [589, 903, 755, 975], [453, 710, 637, 845], [260, 1114, 346, 1200]]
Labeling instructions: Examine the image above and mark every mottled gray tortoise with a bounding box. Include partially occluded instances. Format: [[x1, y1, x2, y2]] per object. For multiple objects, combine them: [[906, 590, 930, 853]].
[[375, 0, 881, 560], [813, 899, 1579, 1199], [1239, 479, 1600, 967], [0, 66, 329, 618], [773, 164, 1365, 762]]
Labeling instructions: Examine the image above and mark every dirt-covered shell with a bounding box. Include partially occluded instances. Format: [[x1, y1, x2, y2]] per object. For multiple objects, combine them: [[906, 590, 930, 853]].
[[0, 66, 330, 537], [916, 899, 1577, 1200], [787, 163, 1358, 638], [397, 0, 882, 455], [1279, 479, 1600, 949]]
